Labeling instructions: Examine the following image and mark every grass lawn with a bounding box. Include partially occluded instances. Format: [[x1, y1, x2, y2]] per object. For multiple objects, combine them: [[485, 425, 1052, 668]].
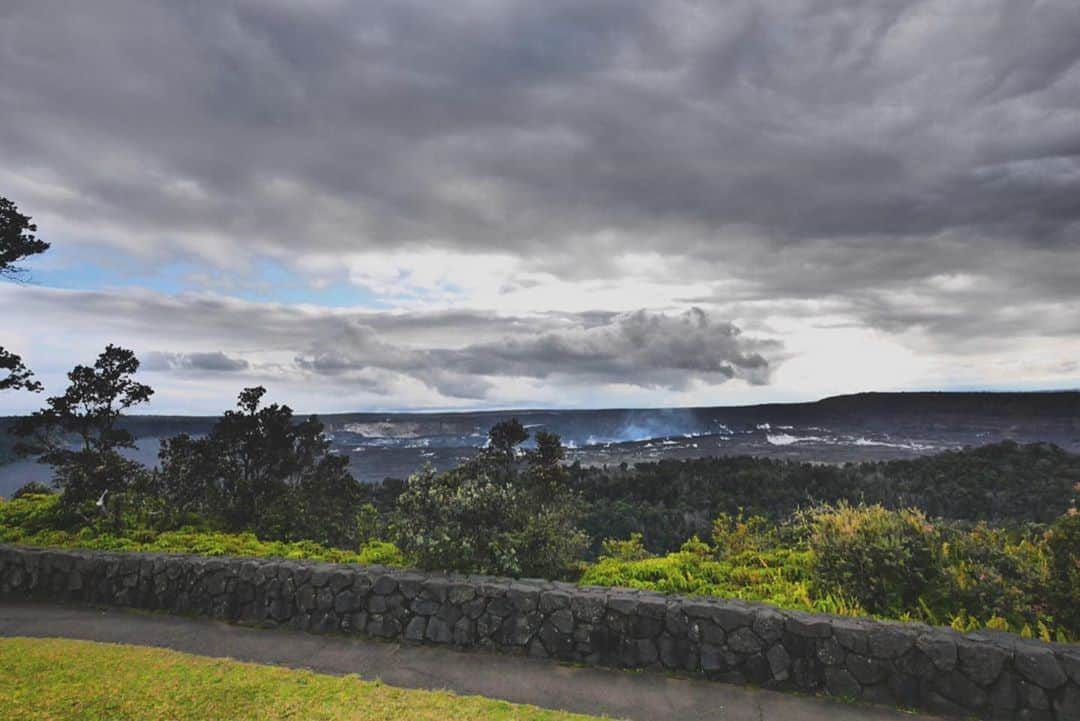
[[0, 637, 610, 721]]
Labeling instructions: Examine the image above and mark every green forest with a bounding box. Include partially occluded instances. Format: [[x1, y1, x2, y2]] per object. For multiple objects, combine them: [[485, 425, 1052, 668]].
[[1, 345, 1079, 644]]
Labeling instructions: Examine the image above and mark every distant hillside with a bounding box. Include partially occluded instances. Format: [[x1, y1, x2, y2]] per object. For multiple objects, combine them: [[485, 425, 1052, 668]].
[[3, 390, 1078, 490]]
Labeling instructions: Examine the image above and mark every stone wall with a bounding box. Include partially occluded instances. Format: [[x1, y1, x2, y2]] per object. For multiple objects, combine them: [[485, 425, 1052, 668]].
[[2, 544, 1077, 720]]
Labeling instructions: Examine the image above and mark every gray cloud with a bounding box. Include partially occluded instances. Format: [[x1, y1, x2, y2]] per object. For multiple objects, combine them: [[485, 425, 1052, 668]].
[[143, 351, 250, 373], [7, 286, 779, 401], [3, 3, 1078, 274], [1, 0, 1079, 402], [296, 307, 779, 396]]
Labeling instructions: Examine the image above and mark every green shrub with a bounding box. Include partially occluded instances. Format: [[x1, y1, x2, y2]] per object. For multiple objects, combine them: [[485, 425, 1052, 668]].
[[712, 511, 775, 556], [0, 493, 64, 537], [1045, 508, 1080, 631], [599, 533, 652, 561], [393, 423, 587, 578], [808, 503, 939, 615], [931, 522, 1047, 631], [9, 482, 54, 500], [0, 494, 408, 567], [582, 538, 826, 611]]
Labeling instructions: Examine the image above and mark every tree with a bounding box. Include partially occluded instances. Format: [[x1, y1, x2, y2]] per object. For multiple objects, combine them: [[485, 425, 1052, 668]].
[[1045, 484, 1080, 631], [393, 420, 587, 578], [0, 196, 49, 278], [155, 386, 365, 546], [483, 418, 528, 465], [1, 196, 50, 392], [12, 345, 153, 527], [808, 503, 940, 615], [153, 432, 222, 522], [0, 347, 42, 392]]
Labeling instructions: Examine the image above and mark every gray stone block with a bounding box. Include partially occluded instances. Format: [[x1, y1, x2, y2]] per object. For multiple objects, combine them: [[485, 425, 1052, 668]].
[[987, 671, 1019, 715], [846, 653, 888, 684], [404, 615, 427, 642], [752, 609, 785, 644], [409, 596, 440, 615], [728, 627, 765, 654], [1053, 685, 1080, 721], [570, 594, 605, 624], [825, 667, 862, 698], [916, 631, 957, 671], [508, 583, 539, 613], [1014, 644, 1067, 690], [333, 590, 359, 614], [785, 611, 832, 638], [453, 617, 474, 646], [933, 669, 990, 710], [538, 620, 575, 657], [816, 636, 845, 666], [425, 616, 453, 644], [447, 583, 475, 604], [1059, 648, 1080, 685], [958, 638, 1009, 686], [372, 574, 398, 595], [868, 625, 915, 659], [659, 635, 697, 671], [713, 603, 754, 631], [538, 589, 571, 613], [606, 593, 638, 616], [766, 644, 791, 681], [1017, 679, 1050, 710]]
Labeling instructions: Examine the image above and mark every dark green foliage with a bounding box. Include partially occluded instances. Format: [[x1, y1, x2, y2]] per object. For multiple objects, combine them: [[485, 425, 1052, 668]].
[[485, 417, 529, 463], [1, 195, 49, 393], [930, 522, 1046, 628], [10, 481, 54, 499], [0, 196, 49, 278], [293, 453, 365, 549], [0, 347, 42, 393], [1045, 500, 1080, 632], [0, 491, 64, 534], [807, 503, 940, 614], [393, 419, 587, 578], [154, 433, 221, 520], [0, 493, 406, 566], [154, 387, 366, 548], [11, 345, 153, 528], [587, 503, 1077, 640], [572, 441, 1080, 555]]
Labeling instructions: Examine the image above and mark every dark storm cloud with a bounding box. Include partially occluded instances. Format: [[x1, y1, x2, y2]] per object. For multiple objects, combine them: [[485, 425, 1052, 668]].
[[2, 0, 1079, 349]]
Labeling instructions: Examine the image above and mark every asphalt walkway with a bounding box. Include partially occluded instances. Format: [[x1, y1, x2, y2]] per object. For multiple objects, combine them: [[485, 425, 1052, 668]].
[[0, 602, 939, 721]]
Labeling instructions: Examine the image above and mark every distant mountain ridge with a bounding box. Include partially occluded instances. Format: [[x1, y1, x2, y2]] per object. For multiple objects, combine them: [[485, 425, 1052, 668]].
[[2, 390, 1078, 492], [6, 389, 1079, 426]]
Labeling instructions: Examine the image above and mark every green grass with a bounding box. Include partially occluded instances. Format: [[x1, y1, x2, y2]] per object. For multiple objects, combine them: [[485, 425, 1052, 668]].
[[0, 637, 612, 721]]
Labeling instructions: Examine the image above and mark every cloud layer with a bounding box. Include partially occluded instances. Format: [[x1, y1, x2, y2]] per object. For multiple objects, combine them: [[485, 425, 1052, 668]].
[[3, 285, 779, 408], [2, 1, 1079, 411]]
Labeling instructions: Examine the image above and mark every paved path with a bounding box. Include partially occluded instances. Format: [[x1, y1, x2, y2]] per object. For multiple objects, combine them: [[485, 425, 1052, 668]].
[[0, 602, 938, 721]]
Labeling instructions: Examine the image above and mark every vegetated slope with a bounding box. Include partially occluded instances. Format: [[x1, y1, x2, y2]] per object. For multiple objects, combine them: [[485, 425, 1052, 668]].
[[572, 441, 1080, 553]]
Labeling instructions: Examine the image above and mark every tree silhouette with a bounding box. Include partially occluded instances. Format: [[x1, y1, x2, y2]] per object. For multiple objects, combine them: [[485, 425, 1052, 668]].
[[0, 347, 42, 392], [0, 196, 49, 278], [13, 345, 153, 527], [1, 195, 51, 392]]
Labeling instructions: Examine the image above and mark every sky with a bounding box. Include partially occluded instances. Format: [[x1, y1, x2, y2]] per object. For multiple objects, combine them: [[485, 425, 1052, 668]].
[[2, 0, 1079, 415]]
